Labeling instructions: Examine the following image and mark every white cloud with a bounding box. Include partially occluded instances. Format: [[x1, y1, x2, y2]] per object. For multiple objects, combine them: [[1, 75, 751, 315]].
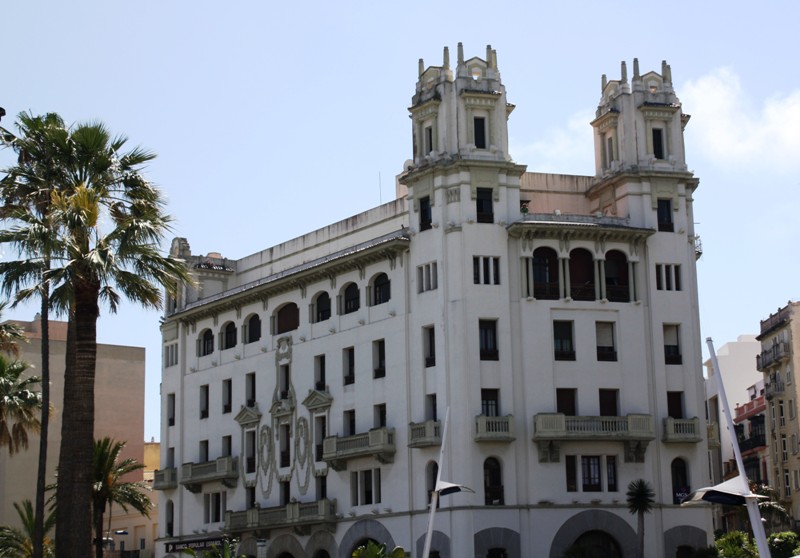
[[682, 67, 800, 172], [510, 109, 596, 175]]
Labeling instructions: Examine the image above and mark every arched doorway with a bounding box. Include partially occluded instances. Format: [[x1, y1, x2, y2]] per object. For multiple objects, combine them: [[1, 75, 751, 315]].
[[567, 530, 622, 558]]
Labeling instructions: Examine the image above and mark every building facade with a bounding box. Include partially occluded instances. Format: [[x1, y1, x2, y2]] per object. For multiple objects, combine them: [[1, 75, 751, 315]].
[[0, 316, 158, 555], [757, 302, 800, 522], [156, 46, 712, 558]]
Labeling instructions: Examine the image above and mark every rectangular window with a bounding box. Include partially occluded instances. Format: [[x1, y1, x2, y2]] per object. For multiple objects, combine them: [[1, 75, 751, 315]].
[[167, 393, 176, 427], [222, 435, 232, 457], [200, 385, 209, 419], [664, 324, 682, 364], [476, 187, 494, 223], [556, 388, 577, 416], [598, 389, 618, 417], [281, 480, 290, 506], [595, 322, 616, 361], [315, 415, 326, 461], [315, 355, 326, 391], [782, 435, 788, 461], [246, 372, 256, 407], [656, 264, 682, 291], [481, 389, 500, 417], [424, 326, 436, 367], [606, 135, 614, 167], [479, 319, 499, 361], [473, 256, 501, 285], [199, 439, 209, 463], [374, 404, 387, 428], [344, 409, 356, 436], [780, 400, 786, 426], [427, 394, 438, 421], [566, 455, 577, 492], [657, 199, 674, 232], [350, 469, 381, 506], [606, 456, 618, 492], [554, 321, 575, 361], [424, 125, 433, 155], [247, 486, 257, 508], [279, 365, 290, 399], [581, 456, 602, 492], [474, 117, 487, 149], [419, 196, 432, 231], [667, 391, 684, 419], [222, 379, 232, 414], [785, 469, 791, 498], [164, 343, 178, 367], [246, 430, 256, 473], [167, 447, 175, 468], [652, 128, 665, 159], [344, 347, 355, 385], [373, 339, 386, 378], [280, 424, 291, 467], [203, 491, 226, 524], [417, 262, 438, 293], [317, 474, 327, 500]]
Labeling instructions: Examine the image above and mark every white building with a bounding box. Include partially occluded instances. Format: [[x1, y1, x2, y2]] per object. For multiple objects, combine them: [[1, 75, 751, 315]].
[[156, 45, 712, 558]]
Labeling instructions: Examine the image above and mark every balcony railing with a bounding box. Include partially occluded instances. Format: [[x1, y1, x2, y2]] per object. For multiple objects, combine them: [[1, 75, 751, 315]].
[[765, 381, 786, 400], [153, 467, 177, 490], [474, 415, 515, 443], [707, 422, 720, 449], [225, 499, 336, 536], [408, 420, 442, 448], [734, 396, 766, 422], [180, 456, 238, 493], [662, 417, 702, 443], [533, 413, 654, 463], [757, 342, 791, 370], [322, 427, 395, 470], [738, 434, 767, 453]]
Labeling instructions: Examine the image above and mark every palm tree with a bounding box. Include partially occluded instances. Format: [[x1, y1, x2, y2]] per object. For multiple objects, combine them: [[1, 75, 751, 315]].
[[91, 437, 152, 558], [0, 355, 42, 455], [0, 301, 26, 357], [0, 500, 55, 558], [185, 538, 245, 558], [626, 478, 655, 558], [352, 541, 406, 558], [1, 113, 191, 557], [1, 111, 70, 558]]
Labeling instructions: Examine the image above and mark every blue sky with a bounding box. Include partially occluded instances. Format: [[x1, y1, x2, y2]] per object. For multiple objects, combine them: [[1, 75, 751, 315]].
[[2, 1, 799, 441]]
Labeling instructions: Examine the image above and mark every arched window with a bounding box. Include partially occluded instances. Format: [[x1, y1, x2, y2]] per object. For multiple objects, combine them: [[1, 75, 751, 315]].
[[371, 273, 391, 306], [671, 458, 689, 504], [221, 322, 237, 350], [198, 329, 214, 356], [276, 303, 300, 334], [532, 247, 559, 299], [569, 248, 595, 301], [245, 314, 261, 344], [313, 552, 331, 558], [604, 250, 630, 302], [483, 457, 504, 505], [487, 550, 508, 558], [343, 283, 360, 314], [313, 292, 331, 322]]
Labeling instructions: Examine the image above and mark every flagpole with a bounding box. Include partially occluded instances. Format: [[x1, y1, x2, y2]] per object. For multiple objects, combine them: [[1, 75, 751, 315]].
[[421, 408, 449, 558], [706, 338, 770, 557]]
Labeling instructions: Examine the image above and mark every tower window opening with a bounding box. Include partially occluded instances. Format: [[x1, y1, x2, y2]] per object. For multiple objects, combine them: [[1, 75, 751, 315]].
[[474, 117, 487, 149], [652, 128, 665, 160], [424, 126, 433, 155]]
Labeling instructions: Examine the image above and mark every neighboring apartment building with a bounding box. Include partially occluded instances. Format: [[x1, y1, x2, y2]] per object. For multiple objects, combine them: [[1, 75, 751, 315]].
[[155, 46, 712, 558], [757, 301, 800, 521], [0, 316, 157, 555]]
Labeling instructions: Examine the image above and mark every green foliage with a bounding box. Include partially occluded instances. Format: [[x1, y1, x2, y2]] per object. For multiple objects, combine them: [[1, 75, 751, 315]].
[[714, 531, 756, 558], [0, 355, 42, 455], [352, 541, 405, 558], [768, 531, 800, 558], [184, 538, 244, 558], [625, 479, 655, 516], [0, 500, 55, 557]]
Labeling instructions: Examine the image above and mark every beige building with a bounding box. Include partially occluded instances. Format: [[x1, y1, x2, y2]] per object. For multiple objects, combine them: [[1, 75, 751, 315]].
[[0, 316, 155, 554], [757, 302, 800, 522]]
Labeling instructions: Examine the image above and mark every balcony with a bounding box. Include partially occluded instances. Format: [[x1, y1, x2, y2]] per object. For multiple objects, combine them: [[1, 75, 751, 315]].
[[734, 396, 766, 423], [757, 342, 791, 370], [408, 420, 442, 448], [662, 417, 703, 443], [765, 381, 786, 400], [707, 422, 720, 449], [474, 415, 515, 443], [153, 467, 178, 490], [738, 434, 767, 453], [532, 413, 654, 463], [180, 456, 238, 493], [225, 499, 336, 537], [322, 427, 395, 471]]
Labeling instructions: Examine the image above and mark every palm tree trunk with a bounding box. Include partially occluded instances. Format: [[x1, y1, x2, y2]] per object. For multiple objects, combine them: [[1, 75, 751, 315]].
[[637, 510, 645, 558], [33, 290, 49, 558], [94, 496, 106, 558], [55, 280, 99, 558]]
